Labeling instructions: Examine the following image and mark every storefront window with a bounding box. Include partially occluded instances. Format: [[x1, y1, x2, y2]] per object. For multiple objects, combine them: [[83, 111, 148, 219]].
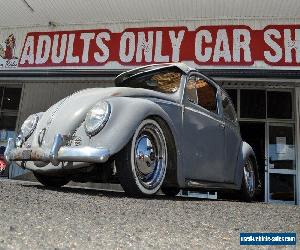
[[267, 91, 292, 119], [240, 89, 266, 119], [0, 86, 22, 171], [1, 87, 22, 110], [0, 114, 18, 130], [269, 174, 295, 201]]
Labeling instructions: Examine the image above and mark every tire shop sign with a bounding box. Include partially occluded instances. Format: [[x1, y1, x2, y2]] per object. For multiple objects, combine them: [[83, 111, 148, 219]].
[[17, 25, 300, 68]]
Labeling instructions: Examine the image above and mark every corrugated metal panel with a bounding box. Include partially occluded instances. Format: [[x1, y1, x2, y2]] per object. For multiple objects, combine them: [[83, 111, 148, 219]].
[[17, 80, 114, 128], [0, 0, 299, 29], [18, 82, 54, 127]]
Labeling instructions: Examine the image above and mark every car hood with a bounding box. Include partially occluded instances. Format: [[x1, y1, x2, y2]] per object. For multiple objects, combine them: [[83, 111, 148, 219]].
[[31, 87, 179, 148]]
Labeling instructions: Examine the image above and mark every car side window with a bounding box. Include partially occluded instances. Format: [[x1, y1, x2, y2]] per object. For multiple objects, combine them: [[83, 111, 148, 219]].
[[221, 92, 237, 123], [186, 75, 218, 114]]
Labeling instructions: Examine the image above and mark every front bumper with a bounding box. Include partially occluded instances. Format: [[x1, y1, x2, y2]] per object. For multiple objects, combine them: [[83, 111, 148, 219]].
[[4, 134, 110, 166]]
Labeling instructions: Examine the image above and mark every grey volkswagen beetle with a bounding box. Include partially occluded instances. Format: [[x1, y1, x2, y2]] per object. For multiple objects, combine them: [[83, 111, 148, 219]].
[[5, 63, 258, 201]]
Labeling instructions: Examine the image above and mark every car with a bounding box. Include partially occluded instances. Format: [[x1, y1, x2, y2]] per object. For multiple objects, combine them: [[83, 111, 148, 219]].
[[4, 63, 259, 200]]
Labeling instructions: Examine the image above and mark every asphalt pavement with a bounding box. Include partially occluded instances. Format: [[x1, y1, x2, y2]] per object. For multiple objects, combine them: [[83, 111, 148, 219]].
[[0, 179, 299, 249]]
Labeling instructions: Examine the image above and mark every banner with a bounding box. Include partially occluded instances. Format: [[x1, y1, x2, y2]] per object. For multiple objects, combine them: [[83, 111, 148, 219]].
[[17, 25, 300, 68]]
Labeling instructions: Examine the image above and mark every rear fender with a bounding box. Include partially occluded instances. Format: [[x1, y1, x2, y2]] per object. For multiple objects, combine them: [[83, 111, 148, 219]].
[[235, 141, 258, 188]]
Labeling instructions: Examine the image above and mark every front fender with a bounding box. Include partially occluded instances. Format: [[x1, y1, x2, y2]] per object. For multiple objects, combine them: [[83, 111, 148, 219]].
[[235, 141, 258, 188], [89, 97, 179, 157]]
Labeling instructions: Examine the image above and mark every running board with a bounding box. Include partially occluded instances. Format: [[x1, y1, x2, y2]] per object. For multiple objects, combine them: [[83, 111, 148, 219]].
[[186, 179, 240, 190]]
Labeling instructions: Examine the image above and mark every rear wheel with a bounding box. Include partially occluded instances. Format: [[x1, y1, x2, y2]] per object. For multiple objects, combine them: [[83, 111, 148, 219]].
[[34, 172, 70, 188], [116, 119, 170, 197], [240, 158, 256, 202]]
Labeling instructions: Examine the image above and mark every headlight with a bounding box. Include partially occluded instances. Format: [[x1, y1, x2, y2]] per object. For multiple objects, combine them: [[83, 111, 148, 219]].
[[85, 101, 111, 136], [20, 114, 39, 140]]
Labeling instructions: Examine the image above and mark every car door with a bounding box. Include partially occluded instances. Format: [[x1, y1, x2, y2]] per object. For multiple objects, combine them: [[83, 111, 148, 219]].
[[221, 91, 242, 183], [182, 73, 226, 183]]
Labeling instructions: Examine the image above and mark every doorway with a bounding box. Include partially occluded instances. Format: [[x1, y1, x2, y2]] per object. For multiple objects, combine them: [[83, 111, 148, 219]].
[[266, 123, 296, 203]]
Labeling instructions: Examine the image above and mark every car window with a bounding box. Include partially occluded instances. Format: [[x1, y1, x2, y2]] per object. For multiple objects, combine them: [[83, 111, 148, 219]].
[[186, 75, 218, 114], [221, 92, 237, 123], [118, 67, 182, 94]]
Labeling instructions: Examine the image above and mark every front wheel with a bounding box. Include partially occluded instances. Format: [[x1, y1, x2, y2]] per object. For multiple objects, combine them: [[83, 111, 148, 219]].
[[116, 119, 170, 197], [34, 172, 70, 188], [240, 158, 256, 202]]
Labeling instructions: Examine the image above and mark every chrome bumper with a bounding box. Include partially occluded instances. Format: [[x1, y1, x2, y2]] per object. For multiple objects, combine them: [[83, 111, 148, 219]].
[[4, 134, 110, 165]]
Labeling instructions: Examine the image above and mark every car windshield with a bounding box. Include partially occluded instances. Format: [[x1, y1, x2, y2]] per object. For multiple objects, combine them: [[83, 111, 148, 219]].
[[115, 66, 182, 94]]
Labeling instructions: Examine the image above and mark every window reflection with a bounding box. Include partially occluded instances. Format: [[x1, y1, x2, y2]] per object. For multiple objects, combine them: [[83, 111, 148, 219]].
[[269, 125, 295, 170]]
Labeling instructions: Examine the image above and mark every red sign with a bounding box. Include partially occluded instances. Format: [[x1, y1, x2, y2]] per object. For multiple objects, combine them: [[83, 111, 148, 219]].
[[18, 25, 300, 67]]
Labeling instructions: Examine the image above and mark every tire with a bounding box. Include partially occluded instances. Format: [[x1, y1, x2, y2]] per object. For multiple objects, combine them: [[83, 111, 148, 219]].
[[34, 172, 70, 188], [161, 187, 180, 197], [240, 157, 256, 202], [116, 118, 172, 197]]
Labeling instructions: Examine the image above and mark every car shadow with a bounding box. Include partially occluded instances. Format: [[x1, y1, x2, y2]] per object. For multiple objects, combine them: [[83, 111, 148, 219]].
[[20, 182, 223, 202]]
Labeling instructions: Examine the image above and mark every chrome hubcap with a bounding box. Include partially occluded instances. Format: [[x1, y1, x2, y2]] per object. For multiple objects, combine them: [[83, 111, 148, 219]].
[[134, 123, 167, 190], [244, 159, 255, 196]]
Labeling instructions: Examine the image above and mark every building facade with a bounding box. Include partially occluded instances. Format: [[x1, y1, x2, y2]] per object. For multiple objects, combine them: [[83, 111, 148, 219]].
[[0, 0, 299, 204]]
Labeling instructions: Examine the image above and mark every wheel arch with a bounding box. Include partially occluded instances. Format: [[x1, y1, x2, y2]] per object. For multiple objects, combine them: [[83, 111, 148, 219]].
[[90, 97, 181, 186], [235, 141, 259, 189]]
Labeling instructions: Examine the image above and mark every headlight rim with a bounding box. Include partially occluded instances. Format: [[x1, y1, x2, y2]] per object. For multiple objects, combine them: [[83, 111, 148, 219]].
[[84, 101, 111, 136], [20, 114, 39, 140]]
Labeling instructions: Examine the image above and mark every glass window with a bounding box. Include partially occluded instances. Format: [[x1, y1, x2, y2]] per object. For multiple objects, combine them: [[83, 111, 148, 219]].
[[0, 114, 17, 130], [268, 125, 295, 170], [267, 91, 292, 119], [269, 174, 295, 201], [224, 89, 237, 111], [187, 76, 218, 113], [118, 67, 182, 94], [221, 92, 237, 123], [2, 87, 22, 110], [240, 90, 266, 119]]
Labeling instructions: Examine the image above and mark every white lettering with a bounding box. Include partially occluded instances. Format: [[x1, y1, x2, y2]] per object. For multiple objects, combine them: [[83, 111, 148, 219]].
[[35, 35, 51, 64], [213, 29, 231, 62], [20, 36, 34, 64], [233, 29, 252, 62], [154, 31, 169, 62], [66, 34, 79, 63], [284, 29, 300, 63], [195, 30, 212, 62], [80, 33, 95, 63], [169, 30, 185, 62], [94, 32, 110, 63], [51, 34, 67, 64], [119, 32, 135, 63], [264, 29, 282, 63], [136, 31, 154, 62]]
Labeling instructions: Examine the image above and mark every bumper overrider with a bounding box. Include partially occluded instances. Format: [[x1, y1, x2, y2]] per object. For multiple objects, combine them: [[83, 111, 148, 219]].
[[4, 134, 110, 167]]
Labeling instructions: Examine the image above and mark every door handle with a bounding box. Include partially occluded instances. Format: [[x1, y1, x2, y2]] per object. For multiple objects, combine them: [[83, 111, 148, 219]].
[[219, 123, 225, 129]]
